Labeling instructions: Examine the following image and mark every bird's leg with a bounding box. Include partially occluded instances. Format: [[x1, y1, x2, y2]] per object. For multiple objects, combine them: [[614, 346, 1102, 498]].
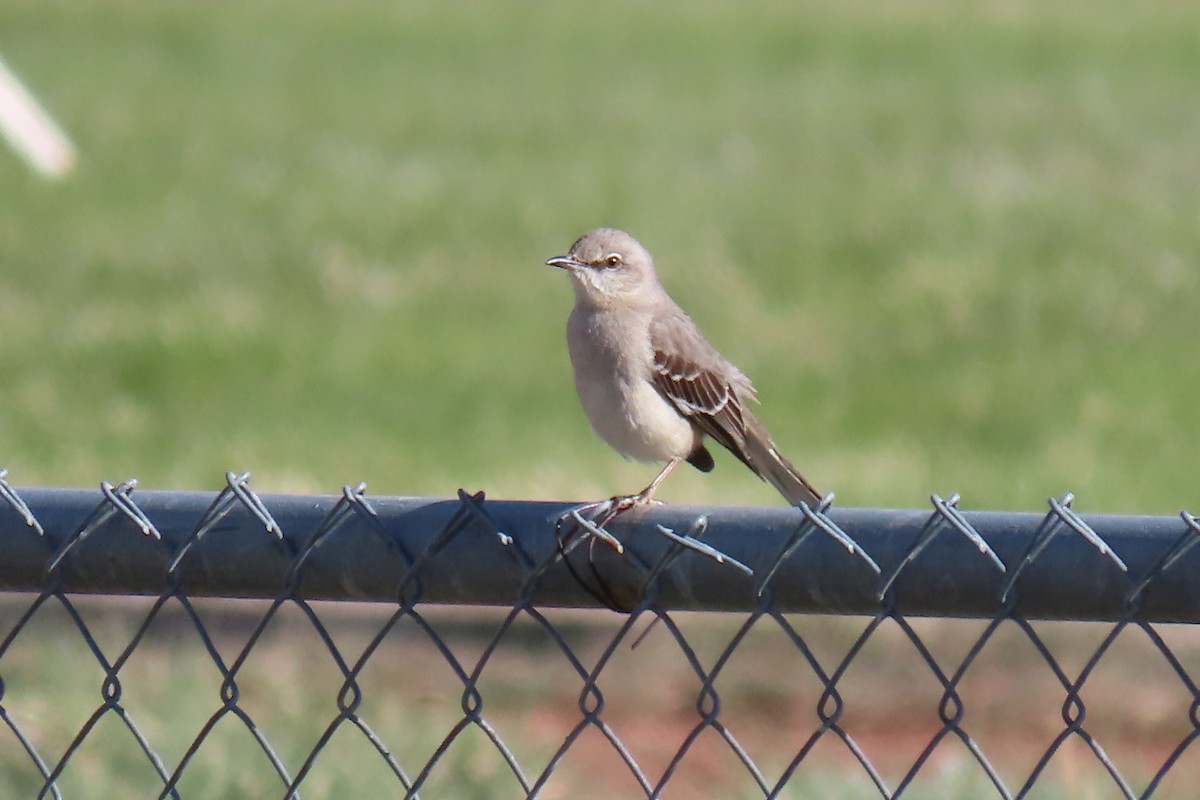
[[556, 459, 683, 557], [611, 458, 682, 513]]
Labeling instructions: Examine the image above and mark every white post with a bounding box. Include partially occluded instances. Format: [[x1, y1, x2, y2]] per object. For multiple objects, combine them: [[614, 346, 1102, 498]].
[[0, 53, 76, 179]]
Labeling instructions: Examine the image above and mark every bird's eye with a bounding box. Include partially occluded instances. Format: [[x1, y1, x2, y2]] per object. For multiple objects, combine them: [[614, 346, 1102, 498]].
[[603, 254, 622, 268]]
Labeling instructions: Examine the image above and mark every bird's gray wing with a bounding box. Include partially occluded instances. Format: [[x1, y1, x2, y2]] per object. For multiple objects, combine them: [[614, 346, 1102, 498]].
[[648, 313, 756, 468]]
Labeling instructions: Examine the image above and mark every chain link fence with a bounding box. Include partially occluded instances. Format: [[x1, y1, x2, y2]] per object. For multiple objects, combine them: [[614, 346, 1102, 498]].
[[2, 469, 1200, 798]]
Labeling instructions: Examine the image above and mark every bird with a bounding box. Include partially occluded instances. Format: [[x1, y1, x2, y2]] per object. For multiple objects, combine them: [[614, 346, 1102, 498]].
[[547, 228, 821, 511]]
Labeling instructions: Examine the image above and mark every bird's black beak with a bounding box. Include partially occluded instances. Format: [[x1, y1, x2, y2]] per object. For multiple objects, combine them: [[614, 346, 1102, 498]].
[[546, 255, 584, 271]]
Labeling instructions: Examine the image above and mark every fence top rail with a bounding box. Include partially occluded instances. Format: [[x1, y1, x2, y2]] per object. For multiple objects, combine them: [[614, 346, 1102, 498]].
[[1, 479, 1198, 622]]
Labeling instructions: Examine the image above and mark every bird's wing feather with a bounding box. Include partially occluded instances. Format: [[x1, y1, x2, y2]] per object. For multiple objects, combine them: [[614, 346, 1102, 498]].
[[648, 313, 755, 467], [648, 307, 822, 505]]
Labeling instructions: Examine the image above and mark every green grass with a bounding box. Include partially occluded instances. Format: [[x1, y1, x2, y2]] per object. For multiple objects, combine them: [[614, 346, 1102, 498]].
[[2, 0, 1199, 512]]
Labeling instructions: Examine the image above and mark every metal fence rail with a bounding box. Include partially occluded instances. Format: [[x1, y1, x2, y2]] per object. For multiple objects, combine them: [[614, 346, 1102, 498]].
[[2, 471, 1200, 798]]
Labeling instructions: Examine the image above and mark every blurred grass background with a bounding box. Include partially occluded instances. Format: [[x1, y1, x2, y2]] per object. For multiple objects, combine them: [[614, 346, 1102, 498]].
[[2, 0, 1197, 511], [3, 0, 1200, 797]]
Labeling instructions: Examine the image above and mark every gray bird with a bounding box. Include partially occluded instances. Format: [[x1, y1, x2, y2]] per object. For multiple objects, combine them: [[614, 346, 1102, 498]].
[[547, 228, 821, 509]]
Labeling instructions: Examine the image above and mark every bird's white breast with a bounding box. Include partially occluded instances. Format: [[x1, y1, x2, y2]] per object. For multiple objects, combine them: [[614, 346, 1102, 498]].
[[567, 307, 698, 463]]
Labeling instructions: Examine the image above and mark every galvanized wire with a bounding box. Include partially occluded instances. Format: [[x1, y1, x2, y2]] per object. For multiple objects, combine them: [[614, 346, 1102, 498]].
[[2, 469, 1200, 798]]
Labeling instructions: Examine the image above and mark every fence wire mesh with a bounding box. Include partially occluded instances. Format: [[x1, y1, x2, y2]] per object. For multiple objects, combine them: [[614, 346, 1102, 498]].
[[2, 469, 1200, 798]]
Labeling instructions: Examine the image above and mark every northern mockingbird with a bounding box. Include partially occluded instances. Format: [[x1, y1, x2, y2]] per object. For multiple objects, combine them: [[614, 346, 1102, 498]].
[[547, 228, 821, 509]]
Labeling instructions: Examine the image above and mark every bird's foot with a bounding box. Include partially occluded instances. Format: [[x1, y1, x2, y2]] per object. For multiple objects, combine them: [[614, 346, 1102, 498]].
[[556, 501, 618, 555], [556, 492, 660, 556], [608, 491, 664, 515], [552, 503, 633, 613], [587, 492, 663, 536]]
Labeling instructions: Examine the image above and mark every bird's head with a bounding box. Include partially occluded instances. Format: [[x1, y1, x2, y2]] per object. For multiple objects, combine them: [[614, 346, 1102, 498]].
[[546, 228, 662, 308]]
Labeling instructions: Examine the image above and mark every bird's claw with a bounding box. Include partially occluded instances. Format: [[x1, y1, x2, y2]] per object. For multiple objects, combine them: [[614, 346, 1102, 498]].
[[610, 492, 662, 514], [556, 491, 660, 556]]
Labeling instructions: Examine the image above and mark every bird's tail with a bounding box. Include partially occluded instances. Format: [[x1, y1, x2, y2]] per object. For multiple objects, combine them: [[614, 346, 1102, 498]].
[[742, 411, 822, 507]]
